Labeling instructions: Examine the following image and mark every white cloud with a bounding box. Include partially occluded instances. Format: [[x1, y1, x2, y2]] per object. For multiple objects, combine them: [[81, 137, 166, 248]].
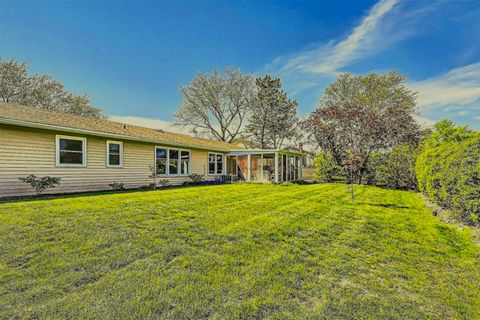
[[109, 115, 194, 135], [261, 0, 479, 128], [410, 62, 480, 108], [264, 0, 449, 97], [408, 63, 480, 128], [275, 0, 400, 76], [413, 114, 436, 129], [264, 0, 408, 96]]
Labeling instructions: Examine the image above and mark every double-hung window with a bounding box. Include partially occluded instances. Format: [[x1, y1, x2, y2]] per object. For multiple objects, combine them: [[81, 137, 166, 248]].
[[208, 153, 224, 175], [156, 148, 167, 174], [106, 141, 123, 167], [169, 149, 179, 174], [156, 147, 190, 175], [180, 150, 190, 174], [56, 135, 86, 167]]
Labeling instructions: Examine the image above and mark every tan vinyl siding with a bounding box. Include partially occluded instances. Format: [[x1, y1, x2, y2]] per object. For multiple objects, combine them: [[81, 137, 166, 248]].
[[0, 125, 223, 197]]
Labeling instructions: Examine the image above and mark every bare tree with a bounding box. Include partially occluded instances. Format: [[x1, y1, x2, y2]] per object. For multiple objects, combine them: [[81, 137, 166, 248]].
[[0, 58, 104, 118], [0, 59, 30, 103], [175, 68, 255, 142]]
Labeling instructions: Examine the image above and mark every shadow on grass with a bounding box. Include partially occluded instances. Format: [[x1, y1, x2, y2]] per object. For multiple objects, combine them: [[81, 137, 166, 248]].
[[358, 202, 411, 209], [0, 184, 230, 204], [0, 188, 150, 204]]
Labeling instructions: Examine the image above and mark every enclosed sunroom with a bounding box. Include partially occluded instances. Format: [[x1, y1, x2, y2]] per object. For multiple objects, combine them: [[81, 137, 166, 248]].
[[225, 149, 303, 183]]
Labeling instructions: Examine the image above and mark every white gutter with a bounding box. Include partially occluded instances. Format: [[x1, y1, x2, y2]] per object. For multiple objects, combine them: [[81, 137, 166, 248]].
[[227, 149, 303, 156], [0, 117, 230, 153]]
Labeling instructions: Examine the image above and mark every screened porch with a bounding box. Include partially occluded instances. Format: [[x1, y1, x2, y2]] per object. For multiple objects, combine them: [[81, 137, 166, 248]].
[[226, 150, 303, 183]]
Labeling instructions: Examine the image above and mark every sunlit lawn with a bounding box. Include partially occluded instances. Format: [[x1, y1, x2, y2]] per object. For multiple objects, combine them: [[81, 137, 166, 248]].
[[0, 183, 479, 319]]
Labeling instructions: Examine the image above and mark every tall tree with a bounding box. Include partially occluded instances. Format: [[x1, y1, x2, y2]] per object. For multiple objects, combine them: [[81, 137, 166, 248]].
[[320, 71, 417, 111], [307, 72, 421, 184], [175, 67, 255, 143], [422, 119, 475, 147], [0, 58, 103, 118], [246, 75, 299, 149]]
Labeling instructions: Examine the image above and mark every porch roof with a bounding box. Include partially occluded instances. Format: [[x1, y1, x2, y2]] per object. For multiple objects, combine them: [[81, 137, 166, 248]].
[[227, 149, 303, 156]]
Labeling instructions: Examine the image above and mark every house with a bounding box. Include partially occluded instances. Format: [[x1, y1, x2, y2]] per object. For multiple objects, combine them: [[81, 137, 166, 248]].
[[0, 103, 303, 197]]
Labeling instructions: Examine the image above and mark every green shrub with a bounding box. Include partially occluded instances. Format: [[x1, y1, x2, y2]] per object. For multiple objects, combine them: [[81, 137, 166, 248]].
[[369, 145, 418, 190], [314, 146, 418, 190], [189, 173, 205, 183], [417, 134, 480, 225], [313, 151, 341, 182], [18, 175, 61, 196], [109, 182, 125, 190], [157, 179, 170, 188]]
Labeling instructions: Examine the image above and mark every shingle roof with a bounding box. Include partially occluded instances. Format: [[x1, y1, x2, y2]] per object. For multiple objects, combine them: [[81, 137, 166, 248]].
[[0, 103, 242, 152]]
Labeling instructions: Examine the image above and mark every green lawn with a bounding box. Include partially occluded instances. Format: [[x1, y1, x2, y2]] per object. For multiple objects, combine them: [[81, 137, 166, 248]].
[[0, 184, 479, 319]]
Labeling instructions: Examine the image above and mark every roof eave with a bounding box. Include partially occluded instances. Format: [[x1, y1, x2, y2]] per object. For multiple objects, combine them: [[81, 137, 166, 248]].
[[227, 149, 303, 156], [0, 117, 231, 152]]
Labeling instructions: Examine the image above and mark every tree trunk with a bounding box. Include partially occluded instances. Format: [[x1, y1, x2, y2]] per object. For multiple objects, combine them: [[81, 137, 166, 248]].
[[351, 183, 355, 203]]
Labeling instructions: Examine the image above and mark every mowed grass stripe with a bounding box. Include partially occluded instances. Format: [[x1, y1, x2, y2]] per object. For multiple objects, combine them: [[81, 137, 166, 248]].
[[0, 184, 478, 319]]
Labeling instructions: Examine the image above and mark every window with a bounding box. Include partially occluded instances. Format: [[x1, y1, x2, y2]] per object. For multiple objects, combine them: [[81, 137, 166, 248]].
[[169, 149, 179, 174], [208, 153, 224, 175], [180, 151, 190, 175], [216, 154, 223, 174], [156, 148, 167, 175], [56, 135, 86, 167], [208, 153, 216, 175], [106, 141, 123, 167], [155, 147, 190, 175]]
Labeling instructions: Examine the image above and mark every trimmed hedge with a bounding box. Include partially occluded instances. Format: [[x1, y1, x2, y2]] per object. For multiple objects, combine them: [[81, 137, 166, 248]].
[[416, 135, 480, 225], [368, 144, 418, 190]]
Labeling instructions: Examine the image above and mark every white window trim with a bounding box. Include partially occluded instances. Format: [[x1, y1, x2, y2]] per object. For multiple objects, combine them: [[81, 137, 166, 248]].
[[155, 146, 191, 176], [55, 135, 87, 167], [208, 152, 225, 175], [106, 140, 124, 168]]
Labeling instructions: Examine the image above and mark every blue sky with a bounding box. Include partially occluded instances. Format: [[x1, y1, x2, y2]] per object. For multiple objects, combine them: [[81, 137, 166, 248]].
[[1, 0, 479, 130]]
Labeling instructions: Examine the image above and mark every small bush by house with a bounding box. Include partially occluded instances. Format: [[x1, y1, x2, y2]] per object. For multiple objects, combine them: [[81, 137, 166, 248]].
[[109, 182, 125, 190], [18, 175, 61, 196]]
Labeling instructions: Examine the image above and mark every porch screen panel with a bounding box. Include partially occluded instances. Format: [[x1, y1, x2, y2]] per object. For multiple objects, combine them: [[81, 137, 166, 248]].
[[297, 156, 301, 179], [237, 155, 248, 180], [278, 154, 283, 182], [262, 154, 275, 182], [250, 155, 262, 181], [292, 156, 298, 180], [287, 155, 291, 181], [290, 156, 296, 180], [227, 156, 237, 175]]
